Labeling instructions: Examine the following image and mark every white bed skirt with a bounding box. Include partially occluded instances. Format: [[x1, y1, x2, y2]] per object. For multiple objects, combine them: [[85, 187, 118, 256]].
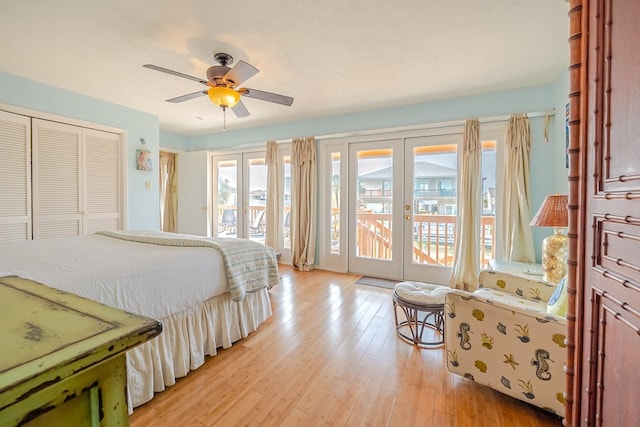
[[125, 288, 272, 410]]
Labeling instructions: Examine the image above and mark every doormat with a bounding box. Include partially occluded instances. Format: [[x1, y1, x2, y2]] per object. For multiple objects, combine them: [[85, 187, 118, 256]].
[[355, 276, 399, 290]]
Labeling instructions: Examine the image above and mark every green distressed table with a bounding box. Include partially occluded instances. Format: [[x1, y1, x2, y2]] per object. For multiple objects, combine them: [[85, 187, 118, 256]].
[[0, 275, 162, 426]]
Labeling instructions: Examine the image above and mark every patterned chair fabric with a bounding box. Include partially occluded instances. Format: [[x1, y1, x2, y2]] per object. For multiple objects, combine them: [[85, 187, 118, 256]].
[[444, 270, 567, 417]]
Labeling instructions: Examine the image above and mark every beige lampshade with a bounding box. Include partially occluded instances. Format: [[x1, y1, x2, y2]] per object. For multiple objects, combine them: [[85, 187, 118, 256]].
[[530, 194, 568, 227], [530, 194, 569, 283]]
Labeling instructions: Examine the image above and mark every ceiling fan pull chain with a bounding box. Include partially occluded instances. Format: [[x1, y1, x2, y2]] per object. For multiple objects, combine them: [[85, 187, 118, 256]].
[[223, 106, 227, 132]]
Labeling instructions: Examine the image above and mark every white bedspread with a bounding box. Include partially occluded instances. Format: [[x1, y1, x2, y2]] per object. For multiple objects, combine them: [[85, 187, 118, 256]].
[[96, 230, 280, 301], [0, 233, 229, 319]]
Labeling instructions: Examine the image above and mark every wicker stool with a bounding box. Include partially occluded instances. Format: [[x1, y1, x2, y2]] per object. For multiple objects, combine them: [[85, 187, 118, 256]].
[[393, 281, 449, 347]]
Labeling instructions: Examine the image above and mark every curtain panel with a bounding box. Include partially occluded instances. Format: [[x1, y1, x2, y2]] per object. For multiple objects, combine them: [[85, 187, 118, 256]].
[[265, 141, 281, 249], [160, 152, 177, 232], [291, 137, 317, 271], [497, 114, 535, 263], [450, 119, 481, 290]]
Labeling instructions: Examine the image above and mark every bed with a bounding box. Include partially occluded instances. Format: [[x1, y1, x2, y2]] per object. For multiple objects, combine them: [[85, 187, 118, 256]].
[[0, 230, 279, 410]]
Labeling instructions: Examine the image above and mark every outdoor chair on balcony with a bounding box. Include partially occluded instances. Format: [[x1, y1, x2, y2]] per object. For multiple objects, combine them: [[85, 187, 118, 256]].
[[219, 209, 236, 234], [283, 211, 291, 238], [444, 270, 568, 417], [249, 210, 266, 235]]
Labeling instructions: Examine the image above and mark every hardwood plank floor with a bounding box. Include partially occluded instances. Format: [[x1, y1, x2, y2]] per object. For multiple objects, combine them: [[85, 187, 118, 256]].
[[130, 266, 563, 427]]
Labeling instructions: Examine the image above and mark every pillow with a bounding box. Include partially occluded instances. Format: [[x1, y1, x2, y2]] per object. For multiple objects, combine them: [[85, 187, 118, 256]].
[[546, 276, 568, 317]]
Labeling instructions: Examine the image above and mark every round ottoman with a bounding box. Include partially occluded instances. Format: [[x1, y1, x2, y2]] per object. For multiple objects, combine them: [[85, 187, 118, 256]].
[[393, 281, 450, 347]]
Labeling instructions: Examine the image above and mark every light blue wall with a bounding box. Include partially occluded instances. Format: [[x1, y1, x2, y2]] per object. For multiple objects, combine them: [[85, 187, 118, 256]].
[[0, 71, 160, 230], [0, 68, 569, 258], [553, 71, 570, 195], [160, 129, 189, 151], [183, 84, 557, 150], [529, 71, 569, 261]]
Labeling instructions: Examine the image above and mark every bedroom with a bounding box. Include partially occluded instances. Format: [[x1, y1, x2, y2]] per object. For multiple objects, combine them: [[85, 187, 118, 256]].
[[0, 1, 581, 425]]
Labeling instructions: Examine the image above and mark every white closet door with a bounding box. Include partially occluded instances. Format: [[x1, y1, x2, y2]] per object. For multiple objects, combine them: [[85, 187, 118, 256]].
[[0, 110, 31, 241], [177, 150, 211, 236], [32, 119, 82, 239], [84, 128, 121, 233]]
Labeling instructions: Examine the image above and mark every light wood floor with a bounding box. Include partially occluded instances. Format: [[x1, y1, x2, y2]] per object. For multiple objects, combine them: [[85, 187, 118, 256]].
[[130, 265, 563, 427]]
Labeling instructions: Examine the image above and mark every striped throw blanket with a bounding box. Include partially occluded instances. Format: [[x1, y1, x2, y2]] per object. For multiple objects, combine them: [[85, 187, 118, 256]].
[[96, 230, 280, 301]]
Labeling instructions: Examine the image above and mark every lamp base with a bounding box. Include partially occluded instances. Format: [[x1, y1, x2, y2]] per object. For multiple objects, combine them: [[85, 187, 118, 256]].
[[541, 228, 568, 283]]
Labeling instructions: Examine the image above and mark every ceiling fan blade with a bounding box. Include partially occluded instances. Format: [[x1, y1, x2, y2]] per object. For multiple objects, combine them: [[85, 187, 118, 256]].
[[231, 99, 251, 118], [166, 90, 208, 103], [143, 64, 208, 85], [224, 60, 259, 87], [239, 88, 294, 106]]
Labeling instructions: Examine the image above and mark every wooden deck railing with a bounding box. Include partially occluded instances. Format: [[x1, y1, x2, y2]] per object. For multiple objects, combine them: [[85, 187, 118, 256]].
[[217, 206, 495, 268], [355, 213, 495, 268]]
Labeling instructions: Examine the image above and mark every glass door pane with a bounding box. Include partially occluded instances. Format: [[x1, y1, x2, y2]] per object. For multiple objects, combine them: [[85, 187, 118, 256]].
[[216, 158, 238, 238], [355, 148, 393, 260], [410, 143, 457, 267], [348, 140, 402, 279]]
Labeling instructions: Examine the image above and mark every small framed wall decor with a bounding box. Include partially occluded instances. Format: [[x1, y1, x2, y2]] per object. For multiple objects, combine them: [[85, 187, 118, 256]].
[[136, 149, 152, 171]]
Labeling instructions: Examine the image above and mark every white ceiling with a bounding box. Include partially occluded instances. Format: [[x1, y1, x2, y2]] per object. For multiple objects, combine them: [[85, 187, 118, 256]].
[[0, 0, 569, 136]]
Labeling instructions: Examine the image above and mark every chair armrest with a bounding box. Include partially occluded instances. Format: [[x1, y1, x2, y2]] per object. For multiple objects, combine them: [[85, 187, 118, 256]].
[[478, 270, 559, 303], [446, 289, 566, 325]]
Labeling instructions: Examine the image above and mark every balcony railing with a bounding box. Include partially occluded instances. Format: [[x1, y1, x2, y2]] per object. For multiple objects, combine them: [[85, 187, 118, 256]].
[[355, 212, 495, 268], [217, 206, 495, 268]]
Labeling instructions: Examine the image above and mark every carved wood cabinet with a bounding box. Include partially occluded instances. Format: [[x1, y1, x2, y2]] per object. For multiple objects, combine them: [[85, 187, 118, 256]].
[[567, 0, 640, 425], [0, 276, 162, 426]]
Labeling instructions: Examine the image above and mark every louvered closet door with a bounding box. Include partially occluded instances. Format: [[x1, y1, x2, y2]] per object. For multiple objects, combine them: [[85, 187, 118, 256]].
[[0, 111, 31, 241], [83, 128, 121, 233], [32, 119, 82, 239]]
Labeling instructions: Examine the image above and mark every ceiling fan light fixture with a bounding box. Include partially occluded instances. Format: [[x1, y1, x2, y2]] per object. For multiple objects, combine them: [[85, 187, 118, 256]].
[[207, 86, 240, 108]]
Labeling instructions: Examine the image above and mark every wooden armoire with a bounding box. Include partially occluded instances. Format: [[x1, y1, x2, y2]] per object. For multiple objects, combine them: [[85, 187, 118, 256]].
[[566, 0, 640, 425]]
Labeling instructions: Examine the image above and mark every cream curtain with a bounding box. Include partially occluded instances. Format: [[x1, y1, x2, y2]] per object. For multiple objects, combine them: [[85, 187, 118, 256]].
[[450, 119, 481, 290], [291, 137, 317, 271], [159, 152, 177, 232], [265, 141, 281, 249], [497, 115, 535, 262]]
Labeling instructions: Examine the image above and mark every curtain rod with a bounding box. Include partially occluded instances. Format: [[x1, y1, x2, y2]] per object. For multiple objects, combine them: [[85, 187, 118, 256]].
[[219, 108, 557, 150], [309, 108, 557, 143], [478, 108, 555, 124]]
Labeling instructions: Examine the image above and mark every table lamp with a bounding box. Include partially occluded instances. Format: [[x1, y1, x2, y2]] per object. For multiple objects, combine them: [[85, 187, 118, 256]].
[[529, 194, 569, 283]]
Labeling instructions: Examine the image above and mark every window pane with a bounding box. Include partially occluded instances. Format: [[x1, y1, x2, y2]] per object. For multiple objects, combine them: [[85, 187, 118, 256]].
[[330, 152, 340, 254], [481, 140, 496, 268], [283, 155, 291, 249]]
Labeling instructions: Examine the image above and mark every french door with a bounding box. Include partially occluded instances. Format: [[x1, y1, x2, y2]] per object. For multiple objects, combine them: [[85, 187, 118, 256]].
[[347, 134, 461, 284], [211, 152, 267, 244]]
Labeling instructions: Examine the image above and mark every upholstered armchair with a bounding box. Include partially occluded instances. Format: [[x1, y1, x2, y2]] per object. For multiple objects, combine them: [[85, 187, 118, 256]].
[[444, 270, 567, 417]]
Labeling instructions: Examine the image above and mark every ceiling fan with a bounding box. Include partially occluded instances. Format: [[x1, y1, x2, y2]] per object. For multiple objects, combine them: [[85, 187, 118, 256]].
[[143, 52, 294, 121]]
